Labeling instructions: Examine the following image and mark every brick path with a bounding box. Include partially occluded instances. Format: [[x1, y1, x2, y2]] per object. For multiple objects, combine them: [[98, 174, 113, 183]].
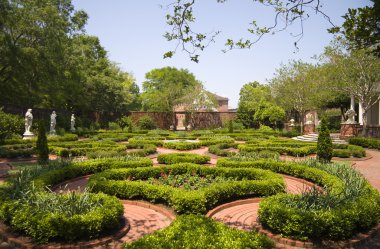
[[353, 150, 380, 192], [209, 175, 315, 229]]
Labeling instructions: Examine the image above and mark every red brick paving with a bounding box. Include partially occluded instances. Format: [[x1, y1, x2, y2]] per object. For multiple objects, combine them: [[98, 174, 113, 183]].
[[353, 150, 380, 192]]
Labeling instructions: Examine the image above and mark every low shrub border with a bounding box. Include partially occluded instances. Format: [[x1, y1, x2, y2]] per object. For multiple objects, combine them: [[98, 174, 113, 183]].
[[162, 142, 202, 150], [349, 137, 380, 150], [208, 143, 238, 157], [216, 159, 380, 241], [123, 214, 274, 249], [88, 163, 285, 214], [238, 144, 316, 157], [33, 157, 153, 188], [157, 153, 210, 164], [0, 193, 123, 243]]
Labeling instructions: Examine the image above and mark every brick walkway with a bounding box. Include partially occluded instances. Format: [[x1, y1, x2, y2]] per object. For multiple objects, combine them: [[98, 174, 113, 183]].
[[353, 150, 380, 192], [209, 175, 315, 229]]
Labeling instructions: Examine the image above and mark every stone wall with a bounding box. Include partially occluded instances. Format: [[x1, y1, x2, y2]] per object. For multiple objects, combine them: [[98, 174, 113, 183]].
[[130, 111, 236, 130]]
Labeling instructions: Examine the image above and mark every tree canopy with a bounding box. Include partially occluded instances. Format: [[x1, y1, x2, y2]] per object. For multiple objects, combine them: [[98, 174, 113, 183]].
[[0, 0, 140, 116], [141, 67, 202, 112]]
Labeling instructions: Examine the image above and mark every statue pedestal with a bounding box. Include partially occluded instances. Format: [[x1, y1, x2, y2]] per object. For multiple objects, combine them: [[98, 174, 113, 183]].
[[303, 124, 315, 135], [23, 132, 34, 140], [340, 123, 359, 139]]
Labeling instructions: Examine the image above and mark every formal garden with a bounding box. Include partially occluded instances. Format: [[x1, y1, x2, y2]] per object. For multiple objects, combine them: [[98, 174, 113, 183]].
[[1, 0, 380, 248], [1, 109, 380, 248]]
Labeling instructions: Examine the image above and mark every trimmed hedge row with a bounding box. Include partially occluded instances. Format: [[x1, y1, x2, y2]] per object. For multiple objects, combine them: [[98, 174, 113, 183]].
[[124, 214, 274, 249], [128, 138, 163, 147], [259, 192, 380, 241], [88, 163, 285, 214], [33, 157, 153, 188], [208, 143, 239, 157], [349, 137, 380, 150], [157, 153, 210, 164], [238, 144, 317, 157], [216, 159, 344, 194], [163, 142, 202, 150], [0, 193, 123, 243], [216, 159, 380, 240]]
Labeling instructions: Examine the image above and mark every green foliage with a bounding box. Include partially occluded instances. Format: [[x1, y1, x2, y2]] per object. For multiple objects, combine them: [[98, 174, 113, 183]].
[[117, 116, 132, 130], [141, 67, 200, 111], [89, 163, 284, 214], [137, 116, 157, 130], [208, 143, 238, 157], [3, 191, 123, 243], [33, 157, 153, 189], [124, 214, 274, 249], [108, 122, 121, 130], [163, 141, 202, 150], [349, 137, 380, 150], [0, 109, 23, 143], [157, 153, 210, 164], [36, 121, 49, 164], [258, 160, 380, 241], [317, 118, 333, 163], [228, 120, 234, 133]]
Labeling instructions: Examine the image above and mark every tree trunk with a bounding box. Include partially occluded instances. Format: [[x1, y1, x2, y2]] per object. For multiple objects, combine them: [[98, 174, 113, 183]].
[[361, 111, 368, 137]]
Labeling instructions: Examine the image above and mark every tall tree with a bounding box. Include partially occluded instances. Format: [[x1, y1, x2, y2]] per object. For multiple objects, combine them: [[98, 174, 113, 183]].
[[329, 0, 380, 57], [270, 61, 319, 129], [141, 67, 200, 112], [324, 49, 380, 136]]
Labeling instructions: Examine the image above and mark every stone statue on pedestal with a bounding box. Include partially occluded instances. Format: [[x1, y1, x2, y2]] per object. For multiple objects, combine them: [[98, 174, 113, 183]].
[[70, 114, 76, 132], [305, 113, 314, 125], [289, 119, 295, 126], [50, 111, 57, 135], [344, 109, 357, 124], [23, 109, 34, 139]]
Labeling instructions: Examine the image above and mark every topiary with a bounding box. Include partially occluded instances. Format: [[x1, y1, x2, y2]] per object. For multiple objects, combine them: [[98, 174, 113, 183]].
[[36, 121, 49, 164], [228, 120, 234, 133], [317, 117, 333, 163]]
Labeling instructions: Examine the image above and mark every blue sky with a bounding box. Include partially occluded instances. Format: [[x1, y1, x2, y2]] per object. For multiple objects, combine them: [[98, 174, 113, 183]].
[[72, 0, 372, 108]]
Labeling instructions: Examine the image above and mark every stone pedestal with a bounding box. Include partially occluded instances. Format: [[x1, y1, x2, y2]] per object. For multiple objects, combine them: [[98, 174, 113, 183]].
[[303, 124, 315, 135], [23, 132, 34, 140], [340, 123, 359, 139]]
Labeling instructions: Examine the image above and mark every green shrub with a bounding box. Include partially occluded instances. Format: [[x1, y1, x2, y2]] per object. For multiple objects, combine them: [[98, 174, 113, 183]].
[[0, 145, 34, 158], [124, 214, 274, 249], [89, 163, 284, 214], [137, 116, 157, 130], [317, 118, 333, 163], [0, 108, 23, 144], [33, 157, 153, 188], [332, 150, 351, 158], [349, 137, 380, 150], [108, 122, 121, 130], [3, 191, 123, 243], [163, 141, 202, 150], [208, 143, 238, 157], [36, 121, 49, 164], [280, 130, 301, 138], [258, 125, 273, 133], [238, 144, 316, 157], [157, 153, 210, 164], [228, 120, 234, 133]]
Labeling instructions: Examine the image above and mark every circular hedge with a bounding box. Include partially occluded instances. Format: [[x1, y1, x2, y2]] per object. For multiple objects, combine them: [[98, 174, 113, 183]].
[[88, 163, 285, 214], [157, 153, 210, 164], [1, 192, 123, 243]]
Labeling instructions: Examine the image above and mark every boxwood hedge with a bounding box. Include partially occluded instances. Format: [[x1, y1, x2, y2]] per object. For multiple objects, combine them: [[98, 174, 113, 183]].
[[88, 163, 285, 214], [124, 214, 274, 249], [0, 192, 123, 243], [157, 153, 210, 164], [163, 141, 202, 150], [33, 157, 153, 188]]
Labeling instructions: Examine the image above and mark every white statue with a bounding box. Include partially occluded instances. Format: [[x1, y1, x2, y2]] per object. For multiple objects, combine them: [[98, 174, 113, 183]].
[[344, 109, 357, 124], [50, 111, 57, 135], [289, 119, 295, 126], [305, 113, 314, 125], [70, 114, 76, 132], [24, 109, 33, 134], [23, 109, 34, 139]]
